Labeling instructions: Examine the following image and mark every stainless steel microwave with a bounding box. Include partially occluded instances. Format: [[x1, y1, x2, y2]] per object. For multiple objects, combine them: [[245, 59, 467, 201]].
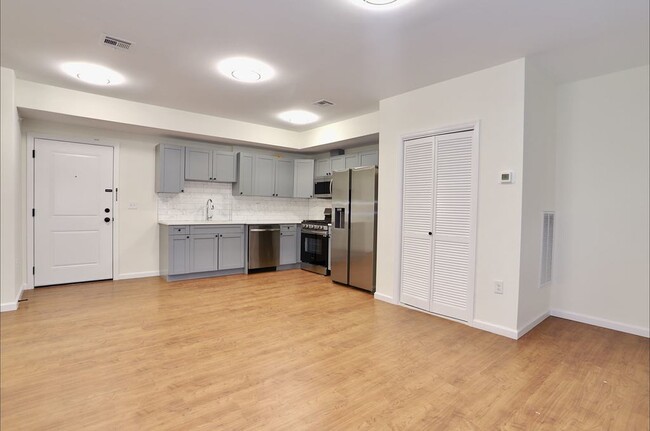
[[313, 177, 332, 199]]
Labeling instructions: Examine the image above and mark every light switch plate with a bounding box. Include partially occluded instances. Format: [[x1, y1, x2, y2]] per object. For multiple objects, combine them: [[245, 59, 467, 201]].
[[499, 171, 514, 184], [127, 202, 138, 210], [494, 280, 504, 294]]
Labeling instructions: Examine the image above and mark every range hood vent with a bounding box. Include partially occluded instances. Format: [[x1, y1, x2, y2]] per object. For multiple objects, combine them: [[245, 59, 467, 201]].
[[102, 34, 133, 51]]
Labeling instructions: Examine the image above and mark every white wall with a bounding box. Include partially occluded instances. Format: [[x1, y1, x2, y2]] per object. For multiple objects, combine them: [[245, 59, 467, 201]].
[[0, 67, 25, 310], [552, 66, 649, 336], [375, 59, 526, 335], [516, 61, 556, 333]]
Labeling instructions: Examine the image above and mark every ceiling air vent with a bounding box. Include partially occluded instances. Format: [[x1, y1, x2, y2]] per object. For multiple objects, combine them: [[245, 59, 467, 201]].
[[313, 99, 335, 107], [101, 34, 133, 51]]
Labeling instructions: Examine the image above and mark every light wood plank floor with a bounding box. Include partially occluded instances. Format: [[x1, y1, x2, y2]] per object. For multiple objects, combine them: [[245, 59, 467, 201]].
[[1, 270, 648, 430]]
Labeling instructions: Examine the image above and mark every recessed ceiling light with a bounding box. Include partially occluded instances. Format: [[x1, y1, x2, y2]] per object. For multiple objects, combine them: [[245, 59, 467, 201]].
[[217, 57, 275, 83], [278, 110, 320, 125], [61, 62, 125, 86]]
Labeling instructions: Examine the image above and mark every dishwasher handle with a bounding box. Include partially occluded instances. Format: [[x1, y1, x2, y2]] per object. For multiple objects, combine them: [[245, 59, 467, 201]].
[[249, 228, 280, 232]]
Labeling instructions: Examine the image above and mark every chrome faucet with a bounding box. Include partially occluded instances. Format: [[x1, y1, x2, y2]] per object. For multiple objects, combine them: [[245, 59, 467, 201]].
[[206, 198, 214, 221]]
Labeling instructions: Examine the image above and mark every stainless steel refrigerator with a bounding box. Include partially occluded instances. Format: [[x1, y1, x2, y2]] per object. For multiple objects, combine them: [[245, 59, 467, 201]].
[[331, 166, 378, 292]]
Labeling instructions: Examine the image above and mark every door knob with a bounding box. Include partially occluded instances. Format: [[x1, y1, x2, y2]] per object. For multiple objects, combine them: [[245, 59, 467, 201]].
[[104, 217, 111, 223], [104, 208, 110, 213]]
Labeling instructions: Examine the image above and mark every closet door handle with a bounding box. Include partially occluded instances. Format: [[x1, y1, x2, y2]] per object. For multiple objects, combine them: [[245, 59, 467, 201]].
[[428, 232, 432, 236]]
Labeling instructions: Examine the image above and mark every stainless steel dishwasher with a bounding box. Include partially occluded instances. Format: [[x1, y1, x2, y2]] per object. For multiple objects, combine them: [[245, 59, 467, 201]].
[[248, 225, 280, 270]]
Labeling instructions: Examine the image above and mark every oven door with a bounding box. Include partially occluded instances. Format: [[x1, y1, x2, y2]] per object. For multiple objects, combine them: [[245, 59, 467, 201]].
[[300, 229, 330, 274], [313, 179, 332, 199]]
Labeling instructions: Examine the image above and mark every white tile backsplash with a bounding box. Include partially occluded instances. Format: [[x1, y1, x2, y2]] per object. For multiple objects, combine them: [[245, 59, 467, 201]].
[[157, 182, 332, 222]]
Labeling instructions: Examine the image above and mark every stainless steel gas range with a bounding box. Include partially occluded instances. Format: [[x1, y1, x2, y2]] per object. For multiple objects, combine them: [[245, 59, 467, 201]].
[[300, 209, 331, 275]]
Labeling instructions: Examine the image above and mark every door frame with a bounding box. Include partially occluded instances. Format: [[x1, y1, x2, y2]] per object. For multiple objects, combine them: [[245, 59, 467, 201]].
[[25, 133, 120, 290], [396, 121, 480, 327]]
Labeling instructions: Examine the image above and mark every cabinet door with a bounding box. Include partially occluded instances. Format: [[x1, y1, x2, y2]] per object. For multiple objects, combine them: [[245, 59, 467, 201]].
[[218, 233, 245, 270], [400, 137, 434, 311], [360, 150, 379, 167], [345, 154, 360, 169], [280, 232, 297, 265], [253, 155, 276, 197], [275, 159, 295, 198], [330, 156, 346, 173], [156, 144, 185, 193], [294, 159, 314, 198], [234, 153, 254, 196], [185, 147, 212, 181], [169, 235, 190, 275], [213, 151, 236, 183], [189, 234, 218, 273], [315, 158, 330, 177]]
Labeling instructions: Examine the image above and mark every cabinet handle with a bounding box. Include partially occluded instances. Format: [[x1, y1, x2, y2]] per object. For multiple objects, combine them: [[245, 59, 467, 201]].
[[216, 235, 218, 237], [181, 189, 184, 193], [428, 232, 433, 236], [187, 236, 190, 238], [240, 192, 243, 195]]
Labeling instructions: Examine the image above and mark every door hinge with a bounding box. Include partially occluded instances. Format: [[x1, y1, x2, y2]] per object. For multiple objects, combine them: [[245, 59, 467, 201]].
[[32, 149, 35, 158], [32, 266, 35, 275], [32, 208, 35, 217], [115, 187, 118, 202]]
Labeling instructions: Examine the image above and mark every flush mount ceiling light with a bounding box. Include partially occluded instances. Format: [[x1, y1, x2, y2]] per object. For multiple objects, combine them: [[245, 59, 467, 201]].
[[278, 110, 320, 125], [61, 62, 125, 85], [217, 57, 275, 83], [353, 0, 410, 9]]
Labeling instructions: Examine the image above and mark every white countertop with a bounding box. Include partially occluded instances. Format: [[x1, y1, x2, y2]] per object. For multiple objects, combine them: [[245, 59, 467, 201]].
[[158, 220, 302, 226]]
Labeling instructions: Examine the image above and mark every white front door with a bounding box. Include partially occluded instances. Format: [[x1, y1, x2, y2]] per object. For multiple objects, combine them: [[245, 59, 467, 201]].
[[34, 139, 114, 286]]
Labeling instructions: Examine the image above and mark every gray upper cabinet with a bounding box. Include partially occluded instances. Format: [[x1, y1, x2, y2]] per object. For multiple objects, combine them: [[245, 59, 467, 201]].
[[315, 158, 330, 177], [213, 151, 236, 182], [345, 154, 360, 169], [274, 159, 295, 198], [330, 155, 346, 173], [218, 232, 245, 270], [185, 147, 236, 183], [360, 150, 379, 167], [253, 155, 277, 197], [294, 159, 314, 198], [233, 153, 254, 196], [155, 144, 185, 193], [185, 147, 212, 181]]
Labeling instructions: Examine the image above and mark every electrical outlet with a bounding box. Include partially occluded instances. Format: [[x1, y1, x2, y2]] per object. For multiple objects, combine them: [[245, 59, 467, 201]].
[[494, 280, 504, 294]]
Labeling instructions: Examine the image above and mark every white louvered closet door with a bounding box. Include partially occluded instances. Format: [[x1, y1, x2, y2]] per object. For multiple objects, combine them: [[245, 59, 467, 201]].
[[400, 136, 434, 310], [430, 130, 476, 321]]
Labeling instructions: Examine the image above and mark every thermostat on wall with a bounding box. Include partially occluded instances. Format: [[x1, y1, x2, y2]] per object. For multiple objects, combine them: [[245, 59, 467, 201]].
[[499, 171, 514, 184]]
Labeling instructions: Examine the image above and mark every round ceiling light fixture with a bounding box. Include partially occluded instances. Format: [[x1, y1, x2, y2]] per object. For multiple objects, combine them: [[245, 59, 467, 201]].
[[61, 62, 125, 86], [354, 0, 410, 9], [218, 57, 275, 83], [278, 110, 320, 125], [364, 0, 398, 4]]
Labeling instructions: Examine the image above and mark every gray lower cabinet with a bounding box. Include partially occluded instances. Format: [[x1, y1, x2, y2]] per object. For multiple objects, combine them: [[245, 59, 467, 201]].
[[280, 225, 298, 265], [170, 235, 191, 274], [189, 234, 218, 273], [219, 233, 245, 269], [155, 144, 185, 193], [161, 224, 245, 278]]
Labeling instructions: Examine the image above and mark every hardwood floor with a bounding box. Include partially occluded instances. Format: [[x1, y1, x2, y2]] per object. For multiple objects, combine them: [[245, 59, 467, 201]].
[[1, 270, 648, 430]]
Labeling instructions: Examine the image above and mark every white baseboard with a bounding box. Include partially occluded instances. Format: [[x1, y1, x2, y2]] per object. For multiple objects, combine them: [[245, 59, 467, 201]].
[[0, 283, 26, 312], [115, 271, 160, 281], [551, 309, 649, 338], [373, 292, 396, 304], [472, 319, 518, 340], [517, 311, 551, 339]]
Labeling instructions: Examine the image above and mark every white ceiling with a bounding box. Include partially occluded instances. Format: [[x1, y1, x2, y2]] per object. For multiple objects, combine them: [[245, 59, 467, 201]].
[[1, 0, 648, 130]]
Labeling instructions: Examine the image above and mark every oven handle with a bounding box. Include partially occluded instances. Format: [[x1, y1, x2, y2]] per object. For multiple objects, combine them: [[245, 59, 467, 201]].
[[302, 229, 329, 237]]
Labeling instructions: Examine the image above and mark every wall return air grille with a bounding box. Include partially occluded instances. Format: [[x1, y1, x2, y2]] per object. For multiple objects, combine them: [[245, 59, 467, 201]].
[[540, 211, 555, 287]]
